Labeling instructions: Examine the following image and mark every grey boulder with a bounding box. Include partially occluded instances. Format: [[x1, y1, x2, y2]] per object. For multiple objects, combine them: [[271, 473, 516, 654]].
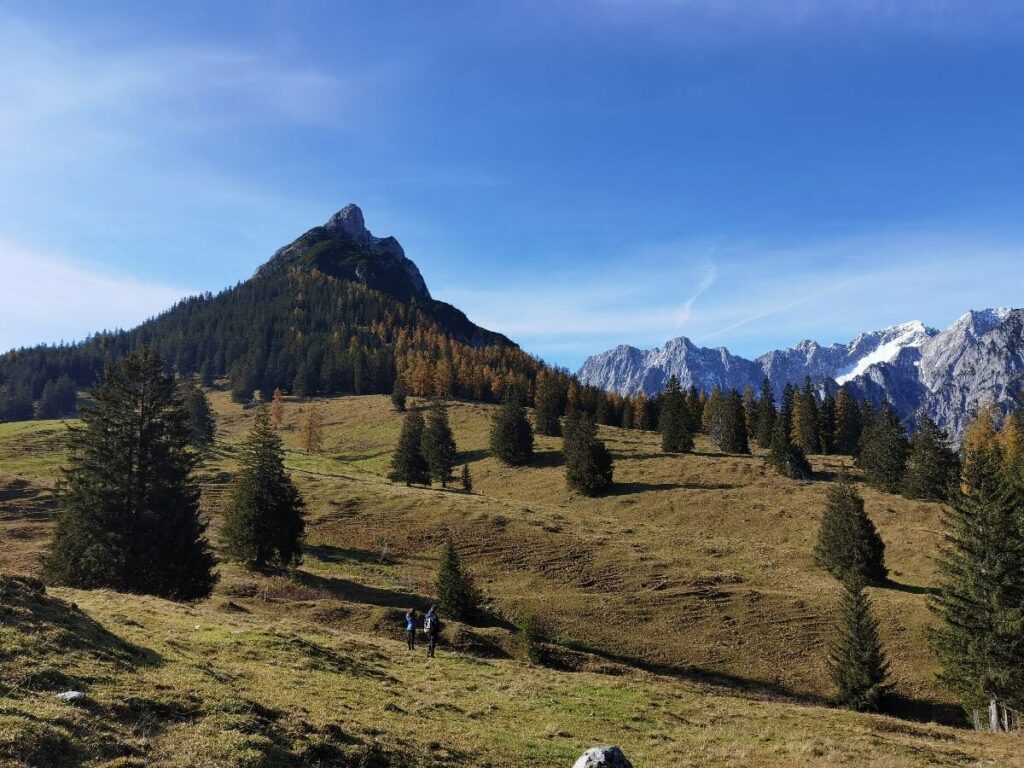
[[572, 746, 633, 768]]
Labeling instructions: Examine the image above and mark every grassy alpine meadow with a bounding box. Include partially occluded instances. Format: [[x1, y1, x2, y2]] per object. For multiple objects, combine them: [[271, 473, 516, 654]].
[[1, 391, 1021, 766]]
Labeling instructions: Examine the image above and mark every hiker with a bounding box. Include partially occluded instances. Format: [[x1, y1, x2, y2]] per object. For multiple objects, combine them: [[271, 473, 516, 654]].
[[405, 608, 417, 650], [423, 605, 441, 658]]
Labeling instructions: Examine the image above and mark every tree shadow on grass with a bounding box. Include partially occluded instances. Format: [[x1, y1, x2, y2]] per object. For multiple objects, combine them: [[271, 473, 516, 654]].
[[531, 449, 564, 469], [883, 695, 966, 727], [883, 579, 939, 596], [609, 481, 687, 495], [458, 449, 489, 463], [305, 544, 381, 566]]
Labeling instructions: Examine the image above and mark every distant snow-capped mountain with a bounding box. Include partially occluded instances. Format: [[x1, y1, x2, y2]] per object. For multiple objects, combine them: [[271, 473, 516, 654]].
[[577, 308, 1024, 440]]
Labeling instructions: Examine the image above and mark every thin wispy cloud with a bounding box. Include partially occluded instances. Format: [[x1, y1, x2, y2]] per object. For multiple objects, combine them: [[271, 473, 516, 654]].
[[0, 241, 191, 350]]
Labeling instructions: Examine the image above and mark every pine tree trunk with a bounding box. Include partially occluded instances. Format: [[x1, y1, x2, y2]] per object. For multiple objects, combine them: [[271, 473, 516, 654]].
[[989, 697, 1003, 733]]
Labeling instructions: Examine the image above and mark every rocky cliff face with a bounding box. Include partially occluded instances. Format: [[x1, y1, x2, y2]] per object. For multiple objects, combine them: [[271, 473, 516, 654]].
[[578, 309, 1024, 440]]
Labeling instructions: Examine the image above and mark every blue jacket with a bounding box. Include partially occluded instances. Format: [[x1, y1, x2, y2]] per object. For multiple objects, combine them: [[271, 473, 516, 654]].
[[405, 614, 416, 631]]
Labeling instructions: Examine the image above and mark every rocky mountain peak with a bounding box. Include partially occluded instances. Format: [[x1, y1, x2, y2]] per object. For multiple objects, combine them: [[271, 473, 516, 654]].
[[324, 203, 372, 246]]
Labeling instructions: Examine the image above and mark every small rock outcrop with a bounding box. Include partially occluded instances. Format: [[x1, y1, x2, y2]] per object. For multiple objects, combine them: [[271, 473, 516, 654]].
[[572, 746, 633, 768]]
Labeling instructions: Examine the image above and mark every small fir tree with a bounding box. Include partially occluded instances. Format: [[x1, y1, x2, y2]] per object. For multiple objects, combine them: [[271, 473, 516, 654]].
[[902, 416, 959, 501], [391, 376, 407, 412], [461, 463, 473, 493], [389, 410, 431, 486], [742, 385, 758, 438], [658, 375, 693, 453], [222, 408, 305, 570], [766, 416, 812, 480], [269, 387, 285, 428], [45, 348, 217, 600], [931, 445, 1024, 731], [300, 405, 325, 454], [755, 377, 776, 449], [490, 395, 534, 466], [435, 539, 479, 621], [814, 483, 887, 585], [829, 580, 891, 711], [856, 404, 909, 493], [563, 409, 614, 496], [422, 400, 458, 487]]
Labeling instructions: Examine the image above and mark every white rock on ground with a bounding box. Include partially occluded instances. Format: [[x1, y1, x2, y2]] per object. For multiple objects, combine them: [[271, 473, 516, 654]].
[[572, 746, 633, 768]]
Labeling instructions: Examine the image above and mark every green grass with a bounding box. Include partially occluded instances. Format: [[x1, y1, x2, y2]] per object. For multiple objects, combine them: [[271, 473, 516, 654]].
[[2, 392, 1022, 766]]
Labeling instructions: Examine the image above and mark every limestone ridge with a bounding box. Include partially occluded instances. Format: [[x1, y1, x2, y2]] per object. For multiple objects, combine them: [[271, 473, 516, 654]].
[[577, 309, 1024, 440], [259, 203, 431, 302]]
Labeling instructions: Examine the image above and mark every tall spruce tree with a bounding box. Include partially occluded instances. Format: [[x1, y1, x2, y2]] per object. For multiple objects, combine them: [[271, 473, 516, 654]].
[[791, 378, 821, 454], [223, 408, 305, 570], [902, 416, 959, 501], [658, 376, 693, 453], [779, 382, 797, 439], [819, 394, 836, 455], [742, 386, 758, 438], [931, 446, 1024, 731], [435, 539, 479, 621], [755, 377, 776, 449], [718, 390, 750, 454], [814, 483, 887, 585], [766, 416, 812, 480], [563, 409, 614, 496], [833, 385, 861, 455], [703, 386, 726, 443], [45, 348, 217, 599], [829, 579, 891, 711], [389, 410, 431, 485], [178, 378, 216, 449], [422, 400, 458, 487], [35, 374, 77, 419], [856, 404, 909, 493], [490, 394, 534, 466], [533, 372, 564, 437]]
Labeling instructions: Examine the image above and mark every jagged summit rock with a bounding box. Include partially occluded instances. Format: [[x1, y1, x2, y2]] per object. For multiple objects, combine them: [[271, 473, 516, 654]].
[[260, 203, 431, 302], [578, 309, 1024, 441]]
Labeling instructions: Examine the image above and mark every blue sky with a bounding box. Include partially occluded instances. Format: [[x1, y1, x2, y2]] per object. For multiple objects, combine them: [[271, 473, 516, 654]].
[[2, 1, 1024, 369]]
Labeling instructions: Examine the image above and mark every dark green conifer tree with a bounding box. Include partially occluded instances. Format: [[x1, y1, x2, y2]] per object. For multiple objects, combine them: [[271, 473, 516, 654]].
[[178, 378, 216, 449], [35, 374, 77, 419], [435, 539, 479, 621], [814, 483, 887, 585], [533, 373, 564, 437], [779, 382, 797, 438], [658, 376, 693, 453], [931, 446, 1024, 731], [391, 376, 407, 412], [563, 410, 614, 496], [422, 400, 458, 487], [856, 404, 909, 493], [792, 378, 821, 454], [45, 348, 217, 599], [223, 408, 305, 570], [819, 394, 836, 455], [389, 410, 431, 485], [686, 385, 704, 431], [766, 416, 812, 480], [461, 463, 473, 493], [833, 385, 861, 455], [755, 377, 776, 449], [718, 390, 750, 454], [902, 416, 959, 501], [829, 580, 891, 711], [621, 398, 635, 432], [490, 394, 534, 466]]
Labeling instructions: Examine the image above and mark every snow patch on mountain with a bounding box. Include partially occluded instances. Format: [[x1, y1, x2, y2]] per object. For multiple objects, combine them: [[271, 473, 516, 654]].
[[834, 321, 934, 385]]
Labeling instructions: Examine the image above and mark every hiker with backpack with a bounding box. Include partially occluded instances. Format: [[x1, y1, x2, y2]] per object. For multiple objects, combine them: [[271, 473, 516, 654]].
[[423, 605, 441, 658], [405, 608, 417, 650]]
